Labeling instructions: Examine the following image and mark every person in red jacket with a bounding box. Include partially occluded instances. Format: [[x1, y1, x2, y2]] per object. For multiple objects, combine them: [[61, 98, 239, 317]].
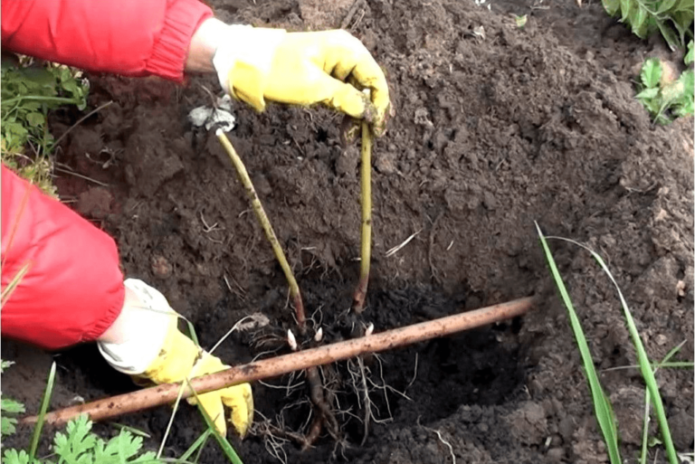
[[1, 0, 390, 438]]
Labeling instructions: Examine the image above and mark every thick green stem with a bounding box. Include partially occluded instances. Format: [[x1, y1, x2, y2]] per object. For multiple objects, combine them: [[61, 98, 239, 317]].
[[1, 95, 80, 107], [353, 122, 372, 314], [216, 130, 306, 328]]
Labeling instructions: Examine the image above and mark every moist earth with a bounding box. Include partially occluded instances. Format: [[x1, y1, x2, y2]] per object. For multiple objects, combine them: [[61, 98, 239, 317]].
[[3, 0, 694, 463]]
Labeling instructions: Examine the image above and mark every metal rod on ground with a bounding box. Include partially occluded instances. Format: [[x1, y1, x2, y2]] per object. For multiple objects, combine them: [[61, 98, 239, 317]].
[[216, 129, 306, 328], [23, 297, 534, 426], [352, 121, 372, 314]]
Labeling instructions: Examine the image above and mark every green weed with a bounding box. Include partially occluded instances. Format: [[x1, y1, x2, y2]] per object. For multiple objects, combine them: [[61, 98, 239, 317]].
[[536, 225, 621, 463], [536, 223, 686, 464], [601, 0, 693, 49], [1, 361, 26, 439], [1, 57, 88, 196], [2, 415, 163, 464], [1, 362, 163, 464], [637, 56, 694, 123]]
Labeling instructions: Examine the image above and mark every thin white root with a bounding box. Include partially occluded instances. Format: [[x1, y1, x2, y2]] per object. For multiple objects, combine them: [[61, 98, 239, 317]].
[[432, 429, 456, 464], [358, 357, 372, 445], [407, 353, 419, 389], [385, 230, 422, 257], [418, 417, 456, 464]]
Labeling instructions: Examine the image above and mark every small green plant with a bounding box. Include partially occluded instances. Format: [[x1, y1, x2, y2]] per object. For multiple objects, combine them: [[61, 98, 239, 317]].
[[1, 361, 26, 439], [514, 14, 528, 29], [2, 415, 162, 464], [536, 223, 683, 464], [535, 225, 621, 464], [1, 57, 88, 196], [2, 361, 162, 464], [636, 56, 694, 123], [601, 0, 693, 50]]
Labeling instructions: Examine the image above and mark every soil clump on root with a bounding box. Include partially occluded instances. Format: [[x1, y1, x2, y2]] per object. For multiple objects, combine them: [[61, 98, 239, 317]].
[[3, 0, 693, 462]]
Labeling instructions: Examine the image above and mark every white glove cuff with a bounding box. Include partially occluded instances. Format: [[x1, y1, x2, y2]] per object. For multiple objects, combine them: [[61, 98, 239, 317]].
[[98, 279, 175, 375], [211, 25, 287, 93]]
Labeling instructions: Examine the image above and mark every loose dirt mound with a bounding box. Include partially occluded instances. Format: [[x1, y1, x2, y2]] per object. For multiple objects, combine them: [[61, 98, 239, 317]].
[[4, 0, 693, 462]]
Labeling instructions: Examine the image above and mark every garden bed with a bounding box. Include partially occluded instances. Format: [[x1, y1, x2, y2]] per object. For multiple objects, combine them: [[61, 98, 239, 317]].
[[3, 0, 693, 462]]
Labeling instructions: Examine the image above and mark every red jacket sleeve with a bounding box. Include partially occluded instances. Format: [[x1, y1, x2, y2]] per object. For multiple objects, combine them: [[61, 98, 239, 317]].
[[1, 0, 213, 82], [1, 166, 125, 350]]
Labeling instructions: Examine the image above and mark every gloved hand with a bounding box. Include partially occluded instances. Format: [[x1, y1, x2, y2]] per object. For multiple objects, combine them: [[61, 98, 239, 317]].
[[98, 279, 253, 437], [140, 314, 254, 437], [211, 26, 391, 136]]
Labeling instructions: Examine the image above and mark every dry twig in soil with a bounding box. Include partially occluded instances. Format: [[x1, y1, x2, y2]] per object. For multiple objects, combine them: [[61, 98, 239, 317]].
[[23, 297, 533, 426]]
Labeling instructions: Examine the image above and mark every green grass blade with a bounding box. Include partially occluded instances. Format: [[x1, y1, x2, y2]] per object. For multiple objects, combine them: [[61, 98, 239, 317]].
[[159, 322, 242, 464], [186, 321, 200, 346], [640, 388, 650, 464], [640, 341, 686, 464], [543, 233, 680, 464], [157, 319, 201, 459], [193, 432, 211, 464], [536, 223, 622, 464], [178, 429, 212, 463], [29, 361, 56, 460], [658, 340, 686, 366], [582, 248, 678, 464], [187, 381, 243, 464], [110, 422, 152, 438], [654, 361, 693, 369]]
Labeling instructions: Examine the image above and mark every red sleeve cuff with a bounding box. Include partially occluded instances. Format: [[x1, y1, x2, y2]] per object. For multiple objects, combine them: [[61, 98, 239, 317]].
[[83, 284, 126, 343], [147, 0, 214, 82]]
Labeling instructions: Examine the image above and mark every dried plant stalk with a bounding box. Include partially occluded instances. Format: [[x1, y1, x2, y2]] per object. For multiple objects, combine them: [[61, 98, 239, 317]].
[[24, 297, 533, 426], [353, 122, 372, 314], [216, 130, 306, 327]]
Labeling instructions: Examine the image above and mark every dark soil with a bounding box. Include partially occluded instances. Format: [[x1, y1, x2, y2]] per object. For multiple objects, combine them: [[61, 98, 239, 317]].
[[3, 0, 693, 462]]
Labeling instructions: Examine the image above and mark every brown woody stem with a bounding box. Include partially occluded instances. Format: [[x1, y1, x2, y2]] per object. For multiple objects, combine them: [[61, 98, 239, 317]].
[[23, 297, 533, 426]]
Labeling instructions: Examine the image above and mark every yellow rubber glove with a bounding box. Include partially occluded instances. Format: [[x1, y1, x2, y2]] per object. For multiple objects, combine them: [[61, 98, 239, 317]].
[[140, 319, 254, 437], [98, 279, 253, 437], [213, 27, 391, 136]]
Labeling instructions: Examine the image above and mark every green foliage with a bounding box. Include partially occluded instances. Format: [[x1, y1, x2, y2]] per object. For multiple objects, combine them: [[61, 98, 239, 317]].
[[29, 363, 57, 461], [1, 363, 159, 463], [1, 361, 14, 373], [537, 225, 680, 464], [514, 14, 528, 29], [1, 361, 26, 439], [2, 415, 162, 464], [188, 384, 243, 464], [602, 0, 693, 49], [636, 57, 694, 123], [685, 40, 694, 64], [1, 58, 89, 196], [536, 224, 622, 464]]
